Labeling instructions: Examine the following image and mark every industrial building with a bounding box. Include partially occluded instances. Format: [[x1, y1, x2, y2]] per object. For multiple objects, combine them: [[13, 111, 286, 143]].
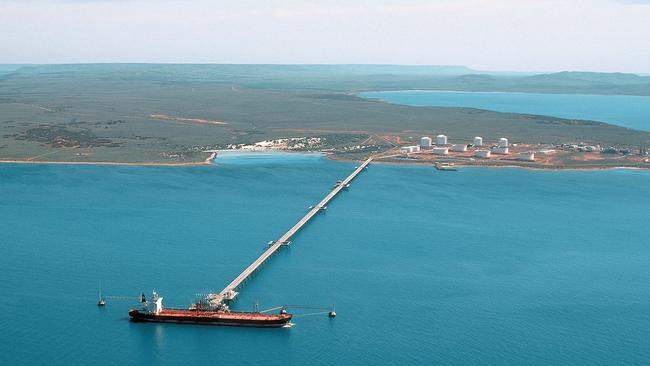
[[473, 137, 483, 146], [451, 144, 468, 152], [436, 135, 448, 145], [492, 147, 509, 155], [475, 150, 491, 158], [400, 145, 421, 154], [432, 147, 449, 155], [517, 152, 535, 161], [420, 136, 432, 148]]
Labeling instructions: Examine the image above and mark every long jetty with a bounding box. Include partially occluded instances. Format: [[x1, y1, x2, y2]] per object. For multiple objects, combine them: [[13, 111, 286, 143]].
[[215, 156, 373, 303]]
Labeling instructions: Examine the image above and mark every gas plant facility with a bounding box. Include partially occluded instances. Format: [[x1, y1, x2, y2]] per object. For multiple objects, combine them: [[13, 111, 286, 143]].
[[399, 134, 537, 162]]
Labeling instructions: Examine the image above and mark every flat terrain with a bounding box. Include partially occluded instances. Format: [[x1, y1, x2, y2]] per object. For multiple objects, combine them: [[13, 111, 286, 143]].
[[1, 64, 649, 166]]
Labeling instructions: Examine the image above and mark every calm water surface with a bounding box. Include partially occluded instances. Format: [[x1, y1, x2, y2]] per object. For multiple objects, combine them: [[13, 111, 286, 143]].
[[1, 153, 649, 365], [359, 90, 650, 131]]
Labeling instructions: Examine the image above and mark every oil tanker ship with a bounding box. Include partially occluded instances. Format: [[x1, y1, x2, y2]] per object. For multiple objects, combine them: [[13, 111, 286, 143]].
[[129, 292, 292, 328]]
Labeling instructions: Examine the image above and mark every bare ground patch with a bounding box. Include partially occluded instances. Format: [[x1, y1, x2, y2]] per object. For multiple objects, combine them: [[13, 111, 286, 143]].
[[149, 114, 227, 126]]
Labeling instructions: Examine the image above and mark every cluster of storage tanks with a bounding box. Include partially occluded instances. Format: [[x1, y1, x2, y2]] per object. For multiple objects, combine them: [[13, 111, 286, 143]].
[[415, 135, 504, 157], [403, 135, 535, 161]]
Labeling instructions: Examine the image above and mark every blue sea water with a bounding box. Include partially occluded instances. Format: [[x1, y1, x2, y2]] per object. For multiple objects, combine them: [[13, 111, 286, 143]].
[[359, 90, 650, 131], [1, 154, 650, 365]]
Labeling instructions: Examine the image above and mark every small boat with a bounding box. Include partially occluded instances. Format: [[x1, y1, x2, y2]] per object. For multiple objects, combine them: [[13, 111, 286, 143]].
[[97, 285, 106, 306], [434, 162, 458, 171]]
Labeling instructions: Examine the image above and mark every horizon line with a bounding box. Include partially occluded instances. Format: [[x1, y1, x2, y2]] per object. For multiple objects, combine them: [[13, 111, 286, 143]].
[[1, 63, 648, 76]]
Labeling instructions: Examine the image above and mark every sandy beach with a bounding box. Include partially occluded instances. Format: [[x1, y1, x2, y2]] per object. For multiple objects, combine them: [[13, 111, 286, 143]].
[[0, 152, 219, 167], [0, 160, 211, 167]]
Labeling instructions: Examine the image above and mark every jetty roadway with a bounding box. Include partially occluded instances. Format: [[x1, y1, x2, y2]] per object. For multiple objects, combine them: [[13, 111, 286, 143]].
[[217, 156, 373, 302]]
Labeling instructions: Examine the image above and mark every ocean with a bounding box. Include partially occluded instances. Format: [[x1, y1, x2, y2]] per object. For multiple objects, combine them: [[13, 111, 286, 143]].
[[359, 90, 650, 131], [1, 153, 649, 365]]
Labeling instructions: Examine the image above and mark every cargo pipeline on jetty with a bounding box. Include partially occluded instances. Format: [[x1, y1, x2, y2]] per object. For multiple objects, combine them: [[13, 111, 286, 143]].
[[127, 157, 373, 327]]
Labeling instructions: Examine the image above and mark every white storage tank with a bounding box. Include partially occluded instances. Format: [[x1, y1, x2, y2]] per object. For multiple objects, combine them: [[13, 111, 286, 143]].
[[436, 135, 448, 145], [451, 144, 468, 152], [420, 136, 432, 148], [475, 150, 491, 158], [498, 138, 509, 148], [432, 147, 449, 155], [411, 145, 421, 152], [492, 147, 509, 155], [517, 152, 535, 161], [473, 136, 483, 146]]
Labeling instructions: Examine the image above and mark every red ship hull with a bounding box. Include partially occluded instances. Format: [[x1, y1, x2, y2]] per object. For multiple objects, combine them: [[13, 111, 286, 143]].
[[129, 308, 292, 328]]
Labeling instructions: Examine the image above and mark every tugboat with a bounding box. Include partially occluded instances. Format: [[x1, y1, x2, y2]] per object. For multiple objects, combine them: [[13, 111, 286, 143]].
[[434, 162, 458, 171], [128, 292, 292, 328]]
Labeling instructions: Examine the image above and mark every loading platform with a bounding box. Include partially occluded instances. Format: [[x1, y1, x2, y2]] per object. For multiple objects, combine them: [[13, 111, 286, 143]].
[[212, 156, 373, 304]]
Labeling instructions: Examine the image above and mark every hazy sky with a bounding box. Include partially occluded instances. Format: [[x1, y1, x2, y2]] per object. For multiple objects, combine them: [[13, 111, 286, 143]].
[[1, 0, 649, 73]]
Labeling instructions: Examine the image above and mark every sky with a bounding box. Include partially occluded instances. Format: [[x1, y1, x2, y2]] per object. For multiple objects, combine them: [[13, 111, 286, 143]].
[[0, 0, 649, 73]]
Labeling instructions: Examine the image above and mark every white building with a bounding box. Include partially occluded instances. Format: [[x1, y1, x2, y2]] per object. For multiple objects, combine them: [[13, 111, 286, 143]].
[[420, 136, 432, 148], [475, 150, 491, 158], [498, 138, 509, 148], [400, 145, 421, 154], [492, 147, 509, 155], [473, 136, 483, 146], [517, 152, 535, 161], [436, 134, 448, 145], [432, 147, 449, 155], [451, 144, 468, 152]]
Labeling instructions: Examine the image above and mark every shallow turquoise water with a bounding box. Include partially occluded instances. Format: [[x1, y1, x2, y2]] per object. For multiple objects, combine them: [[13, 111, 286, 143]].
[[359, 90, 650, 131], [1, 154, 650, 365]]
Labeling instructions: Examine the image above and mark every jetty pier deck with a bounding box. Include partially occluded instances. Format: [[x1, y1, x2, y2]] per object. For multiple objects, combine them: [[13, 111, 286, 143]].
[[216, 156, 373, 302]]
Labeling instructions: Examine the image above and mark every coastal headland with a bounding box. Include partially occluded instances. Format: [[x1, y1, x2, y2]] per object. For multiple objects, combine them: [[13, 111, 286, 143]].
[[1, 64, 649, 170]]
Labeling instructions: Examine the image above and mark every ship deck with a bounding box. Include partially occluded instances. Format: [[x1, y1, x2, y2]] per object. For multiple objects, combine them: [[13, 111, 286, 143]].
[[159, 308, 289, 320]]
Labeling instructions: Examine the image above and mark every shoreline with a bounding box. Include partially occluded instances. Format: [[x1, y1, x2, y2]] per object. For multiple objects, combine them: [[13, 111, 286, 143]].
[[0, 151, 219, 167], [1, 151, 648, 171], [326, 153, 650, 171], [0, 159, 212, 167]]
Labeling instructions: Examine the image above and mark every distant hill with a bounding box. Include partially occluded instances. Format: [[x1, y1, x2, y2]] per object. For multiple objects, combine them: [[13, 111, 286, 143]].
[[0, 64, 25, 79], [524, 71, 650, 85], [4, 64, 650, 95], [441, 72, 650, 95]]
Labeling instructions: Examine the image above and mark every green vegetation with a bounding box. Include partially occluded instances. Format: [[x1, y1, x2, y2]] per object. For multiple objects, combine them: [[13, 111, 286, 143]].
[[0, 64, 649, 163]]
